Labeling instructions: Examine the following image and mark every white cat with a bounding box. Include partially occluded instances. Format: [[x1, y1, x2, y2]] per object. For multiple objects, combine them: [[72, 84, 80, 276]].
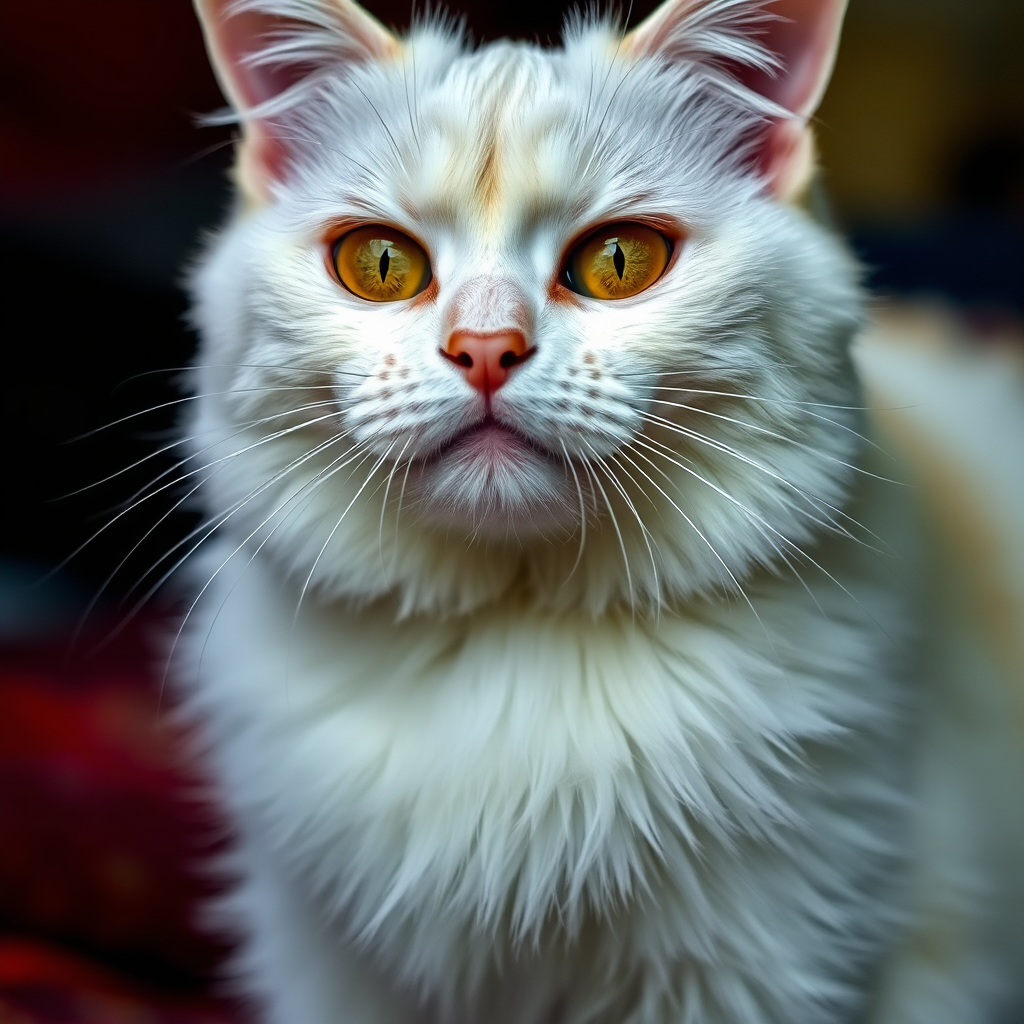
[[180, 0, 1024, 1021]]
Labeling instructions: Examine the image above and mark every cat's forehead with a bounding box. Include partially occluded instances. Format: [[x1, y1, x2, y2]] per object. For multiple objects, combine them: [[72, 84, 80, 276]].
[[301, 38, 707, 246], [411, 46, 585, 235]]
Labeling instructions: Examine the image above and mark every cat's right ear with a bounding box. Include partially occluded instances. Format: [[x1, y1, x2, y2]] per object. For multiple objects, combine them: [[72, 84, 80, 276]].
[[194, 0, 400, 205], [622, 0, 848, 202]]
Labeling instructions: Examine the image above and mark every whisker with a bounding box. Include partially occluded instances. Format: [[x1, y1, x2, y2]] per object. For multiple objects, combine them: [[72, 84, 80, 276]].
[[650, 382, 877, 411], [94, 430, 361, 650], [110, 362, 370, 391], [579, 46, 645, 182], [559, 440, 588, 586], [186, 439, 385, 680], [392, 451, 416, 569], [615, 363, 801, 379], [48, 411, 345, 587], [633, 437, 901, 650], [291, 443, 394, 636], [400, 51, 422, 153], [642, 431, 909, 607], [354, 83, 404, 164], [72, 402, 347, 638], [622, 439, 827, 617], [649, 386, 898, 460], [584, 442, 662, 611], [59, 399, 339, 497], [607, 450, 665, 621], [646, 398, 903, 482], [379, 439, 412, 585], [71, 474, 210, 651], [579, 455, 635, 614], [642, 411, 900, 500], [634, 429, 882, 559], [160, 439, 374, 696], [592, 431, 772, 640], [67, 385, 340, 443], [637, 417, 892, 555]]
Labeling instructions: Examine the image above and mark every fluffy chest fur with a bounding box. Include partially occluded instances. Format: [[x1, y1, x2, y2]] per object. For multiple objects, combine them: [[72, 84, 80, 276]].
[[186, 538, 905, 1020]]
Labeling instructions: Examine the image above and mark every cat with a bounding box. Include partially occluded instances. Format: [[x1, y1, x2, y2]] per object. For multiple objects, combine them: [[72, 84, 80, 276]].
[[179, 0, 1024, 1021]]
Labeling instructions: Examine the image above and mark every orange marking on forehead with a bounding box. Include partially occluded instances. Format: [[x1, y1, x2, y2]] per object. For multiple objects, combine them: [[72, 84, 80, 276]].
[[475, 132, 503, 219], [471, 121, 503, 224]]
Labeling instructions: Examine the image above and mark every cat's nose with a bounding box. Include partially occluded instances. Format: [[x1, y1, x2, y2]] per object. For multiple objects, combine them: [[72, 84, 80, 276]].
[[442, 331, 533, 395]]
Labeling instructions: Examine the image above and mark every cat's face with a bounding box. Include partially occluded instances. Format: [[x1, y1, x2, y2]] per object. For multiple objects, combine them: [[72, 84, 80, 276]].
[[190, 0, 860, 615]]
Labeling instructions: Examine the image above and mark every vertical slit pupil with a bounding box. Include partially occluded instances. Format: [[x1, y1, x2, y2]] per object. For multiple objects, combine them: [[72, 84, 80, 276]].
[[379, 247, 390, 282], [612, 243, 625, 280]]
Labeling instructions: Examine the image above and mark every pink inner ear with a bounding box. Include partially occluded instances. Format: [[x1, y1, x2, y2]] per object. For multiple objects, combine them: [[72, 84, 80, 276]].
[[196, 0, 399, 197], [203, 5, 325, 194], [732, 0, 845, 118], [216, 9, 312, 110]]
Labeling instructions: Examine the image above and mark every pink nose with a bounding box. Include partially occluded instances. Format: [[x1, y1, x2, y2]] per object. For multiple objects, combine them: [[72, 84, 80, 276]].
[[443, 331, 533, 395]]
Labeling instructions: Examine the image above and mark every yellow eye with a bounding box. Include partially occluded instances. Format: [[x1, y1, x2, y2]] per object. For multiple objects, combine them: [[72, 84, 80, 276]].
[[332, 226, 431, 302], [564, 222, 671, 300]]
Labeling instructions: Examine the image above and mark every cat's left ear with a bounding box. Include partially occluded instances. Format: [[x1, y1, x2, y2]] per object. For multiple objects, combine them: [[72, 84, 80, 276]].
[[194, 0, 400, 204], [623, 0, 848, 202]]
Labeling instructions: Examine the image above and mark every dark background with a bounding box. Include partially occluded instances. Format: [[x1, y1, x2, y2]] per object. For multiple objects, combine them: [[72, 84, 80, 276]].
[[1, 0, 1022, 617]]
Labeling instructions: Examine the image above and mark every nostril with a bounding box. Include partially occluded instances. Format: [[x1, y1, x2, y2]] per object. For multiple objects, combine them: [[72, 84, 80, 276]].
[[443, 330, 533, 395]]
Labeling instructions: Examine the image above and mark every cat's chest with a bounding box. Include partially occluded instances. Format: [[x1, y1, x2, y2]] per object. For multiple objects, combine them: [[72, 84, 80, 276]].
[[183, 542, 894, 949]]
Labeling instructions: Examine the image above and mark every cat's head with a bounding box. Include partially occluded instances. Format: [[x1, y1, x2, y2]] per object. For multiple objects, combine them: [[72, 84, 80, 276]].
[[189, 0, 861, 616]]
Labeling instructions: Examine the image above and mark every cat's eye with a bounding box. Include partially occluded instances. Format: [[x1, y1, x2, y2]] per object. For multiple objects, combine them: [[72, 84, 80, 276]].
[[332, 226, 432, 302], [563, 222, 671, 300]]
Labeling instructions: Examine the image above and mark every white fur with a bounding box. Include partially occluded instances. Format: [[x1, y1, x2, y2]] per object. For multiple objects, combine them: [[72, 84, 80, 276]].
[[177, 3, 1024, 1022]]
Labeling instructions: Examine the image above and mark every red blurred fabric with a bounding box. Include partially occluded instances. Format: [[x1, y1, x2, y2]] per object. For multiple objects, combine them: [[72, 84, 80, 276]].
[[0, 613, 245, 1022], [0, 936, 239, 1023]]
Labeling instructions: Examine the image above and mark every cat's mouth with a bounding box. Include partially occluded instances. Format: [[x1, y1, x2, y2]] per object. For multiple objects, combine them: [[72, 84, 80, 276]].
[[414, 416, 571, 532], [432, 417, 549, 465]]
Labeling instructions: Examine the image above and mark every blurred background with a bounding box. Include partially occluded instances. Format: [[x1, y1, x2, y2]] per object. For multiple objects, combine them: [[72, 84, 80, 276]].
[[0, 0, 1021, 1019]]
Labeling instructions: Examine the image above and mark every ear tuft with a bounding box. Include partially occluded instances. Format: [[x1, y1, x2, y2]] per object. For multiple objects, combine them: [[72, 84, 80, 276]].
[[623, 0, 847, 202], [194, 0, 400, 204], [622, 0, 779, 76]]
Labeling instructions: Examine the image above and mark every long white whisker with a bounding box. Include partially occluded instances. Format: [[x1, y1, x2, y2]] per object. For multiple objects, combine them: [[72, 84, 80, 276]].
[[379, 439, 412, 584], [639, 429, 851, 538], [292, 443, 395, 631], [67, 385, 340, 443], [622, 439, 828, 619], [86, 404, 352, 612], [642, 413, 893, 548], [161, 439, 374, 696], [636, 427, 887, 554], [598, 433, 772, 641], [110, 362, 368, 392], [643, 410, 902, 487], [647, 383, 869, 410], [354, 83, 404, 164], [187, 441, 387, 680], [400, 51, 422, 153], [559, 441, 588, 586], [633, 438, 901, 650], [646, 398, 903, 483], [50, 410, 345, 585], [635, 375, 904, 464], [104, 432, 364, 648], [583, 442, 661, 613], [62, 398, 340, 498], [580, 455, 634, 614], [390, 452, 417, 575], [645, 431, 909, 601]]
